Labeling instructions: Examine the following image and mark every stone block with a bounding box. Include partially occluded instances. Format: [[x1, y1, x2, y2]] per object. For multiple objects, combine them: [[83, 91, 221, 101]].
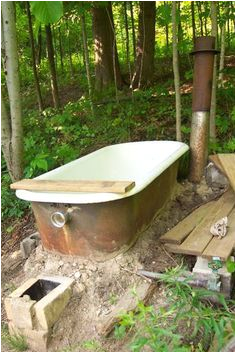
[[11, 296, 36, 330], [20, 233, 40, 259], [8, 321, 50, 352], [34, 276, 74, 330], [9, 277, 38, 298], [4, 297, 14, 322], [193, 256, 233, 297]]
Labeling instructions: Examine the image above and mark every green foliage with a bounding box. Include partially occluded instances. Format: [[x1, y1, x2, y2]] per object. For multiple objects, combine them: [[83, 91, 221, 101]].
[[1, 172, 29, 219], [226, 258, 235, 273], [30, 1, 63, 24], [114, 266, 235, 352], [1, 323, 28, 352]]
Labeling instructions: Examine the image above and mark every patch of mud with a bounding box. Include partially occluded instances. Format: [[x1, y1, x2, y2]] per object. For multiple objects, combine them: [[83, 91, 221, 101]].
[[1, 178, 225, 352]]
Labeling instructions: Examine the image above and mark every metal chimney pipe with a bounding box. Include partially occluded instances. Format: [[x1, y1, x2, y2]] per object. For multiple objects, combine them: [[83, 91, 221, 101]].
[[189, 36, 218, 183]]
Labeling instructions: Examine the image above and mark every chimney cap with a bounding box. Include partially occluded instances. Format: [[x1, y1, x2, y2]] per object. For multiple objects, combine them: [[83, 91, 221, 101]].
[[190, 36, 219, 55]]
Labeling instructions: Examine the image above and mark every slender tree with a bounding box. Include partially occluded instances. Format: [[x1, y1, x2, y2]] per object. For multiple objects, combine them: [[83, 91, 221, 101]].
[[45, 24, 60, 108], [58, 26, 64, 72], [129, 1, 136, 61], [92, 2, 122, 91], [124, 1, 132, 84], [191, 1, 196, 42], [26, 1, 43, 112], [210, 1, 217, 142], [80, 12, 94, 116], [131, 1, 156, 89], [197, 1, 204, 36], [1, 1, 23, 181], [172, 1, 182, 142]]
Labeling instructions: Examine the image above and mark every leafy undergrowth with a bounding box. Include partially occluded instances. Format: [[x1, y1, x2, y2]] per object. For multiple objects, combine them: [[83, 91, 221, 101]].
[[114, 266, 235, 352], [1, 323, 28, 352]]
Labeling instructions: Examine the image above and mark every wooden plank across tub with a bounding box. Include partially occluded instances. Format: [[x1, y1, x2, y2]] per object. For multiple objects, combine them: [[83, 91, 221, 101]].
[[10, 179, 136, 194]]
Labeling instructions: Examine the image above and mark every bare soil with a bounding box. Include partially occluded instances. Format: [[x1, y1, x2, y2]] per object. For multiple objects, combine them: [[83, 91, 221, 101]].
[[1, 178, 225, 352]]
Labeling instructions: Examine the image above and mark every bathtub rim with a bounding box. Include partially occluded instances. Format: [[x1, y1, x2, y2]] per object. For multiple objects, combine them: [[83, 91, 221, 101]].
[[16, 140, 189, 204]]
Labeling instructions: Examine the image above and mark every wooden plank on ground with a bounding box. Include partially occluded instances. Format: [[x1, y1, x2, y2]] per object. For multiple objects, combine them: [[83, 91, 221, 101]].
[[217, 154, 235, 191], [160, 201, 216, 245], [202, 208, 235, 260], [164, 188, 235, 256], [10, 179, 135, 194], [97, 280, 156, 337]]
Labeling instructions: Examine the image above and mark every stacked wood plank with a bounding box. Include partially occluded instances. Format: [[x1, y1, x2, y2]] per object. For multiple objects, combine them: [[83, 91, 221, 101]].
[[160, 154, 235, 260], [160, 189, 235, 260]]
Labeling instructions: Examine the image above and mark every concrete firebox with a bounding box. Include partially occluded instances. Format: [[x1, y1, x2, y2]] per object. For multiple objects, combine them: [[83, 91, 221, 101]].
[[4, 276, 74, 351]]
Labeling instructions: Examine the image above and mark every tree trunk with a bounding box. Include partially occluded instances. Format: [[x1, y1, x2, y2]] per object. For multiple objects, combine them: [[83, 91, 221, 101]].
[[191, 1, 196, 42], [92, 2, 122, 91], [124, 1, 132, 84], [26, 1, 43, 112], [197, 1, 204, 36], [1, 1, 23, 181], [45, 24, 60, 109], [209, 1, 217, 142], [131, 1, 156, 89], [177, 2, 183, 44], [80, 13, 94, 117], [203, 1, 209, 35], [219, 22, 226, 87], [67, 21, 74, 77], [58, 27, 64, 72], [172, 1, 182, 142], [130, 1, 136, 61], [35, 25, 42, 66]]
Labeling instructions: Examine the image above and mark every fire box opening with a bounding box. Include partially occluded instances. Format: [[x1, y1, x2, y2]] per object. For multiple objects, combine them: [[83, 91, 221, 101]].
[[20, 279, 60, 301]]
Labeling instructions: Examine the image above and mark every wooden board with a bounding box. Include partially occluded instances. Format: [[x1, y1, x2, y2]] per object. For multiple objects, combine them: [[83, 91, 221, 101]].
[[97, 280, 156, 336], [10, 179, 135, 194], [160, 201, 216, 245], [217, 154, 235, 191], [164, 188, 235, 256], [202, 208, 235, 260]]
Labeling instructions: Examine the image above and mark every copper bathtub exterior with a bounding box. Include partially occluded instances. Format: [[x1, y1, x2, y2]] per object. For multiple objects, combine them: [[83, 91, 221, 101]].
[[31, 161, 179, 261]]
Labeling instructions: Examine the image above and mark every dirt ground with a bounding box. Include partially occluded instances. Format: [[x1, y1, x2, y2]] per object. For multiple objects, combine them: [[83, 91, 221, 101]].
[[1, 177, 226, 352]]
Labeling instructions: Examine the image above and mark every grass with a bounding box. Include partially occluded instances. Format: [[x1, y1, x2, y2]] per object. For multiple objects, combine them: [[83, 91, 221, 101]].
[[1, 323, 28, 352], [114, 265, 235, 352]]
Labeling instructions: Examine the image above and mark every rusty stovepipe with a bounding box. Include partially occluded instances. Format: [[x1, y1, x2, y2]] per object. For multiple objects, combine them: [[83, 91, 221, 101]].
[[189, 36, 219, 183]]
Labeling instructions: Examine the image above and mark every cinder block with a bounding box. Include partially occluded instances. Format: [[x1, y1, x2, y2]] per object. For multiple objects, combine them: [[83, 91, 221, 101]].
[[34, 276, 74, 330]]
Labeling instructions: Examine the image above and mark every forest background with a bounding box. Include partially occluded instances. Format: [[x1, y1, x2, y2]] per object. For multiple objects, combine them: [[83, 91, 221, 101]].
[[1, 1, 235, 229]]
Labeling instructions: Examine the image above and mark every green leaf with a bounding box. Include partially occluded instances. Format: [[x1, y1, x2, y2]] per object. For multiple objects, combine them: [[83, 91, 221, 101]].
[[36, 159, 48, 171], [30, 1, 63, 24], [226, 258, 235, 273]]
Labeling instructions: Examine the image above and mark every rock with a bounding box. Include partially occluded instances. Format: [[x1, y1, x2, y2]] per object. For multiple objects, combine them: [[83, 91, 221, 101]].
[[73, 283, 85, 295], [44, 259, 60, 273], [72, 262, 77, 267], [74, 271, 81, 280], [205, 163, 229, 189], [87, 264, 97, 272], [58, 261, 64, 267]]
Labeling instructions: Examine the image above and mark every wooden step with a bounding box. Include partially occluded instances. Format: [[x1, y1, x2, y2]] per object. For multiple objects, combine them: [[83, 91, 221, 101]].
[[160, 201, 216, 245], [10, 179, 136, 194], [164, 188, 235, 256], [202, 208, 235, 261]]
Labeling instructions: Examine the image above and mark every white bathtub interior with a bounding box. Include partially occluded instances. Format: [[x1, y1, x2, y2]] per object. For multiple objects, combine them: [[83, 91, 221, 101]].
[[16, 141, 189, 204]]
